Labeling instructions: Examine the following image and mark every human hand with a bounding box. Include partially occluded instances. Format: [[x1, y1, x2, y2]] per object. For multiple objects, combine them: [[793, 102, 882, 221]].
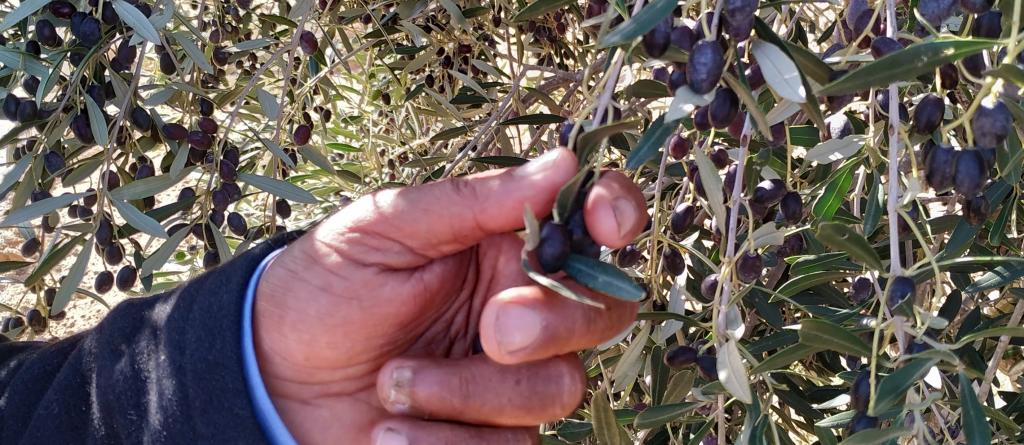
[[254, 148, 647, 444]]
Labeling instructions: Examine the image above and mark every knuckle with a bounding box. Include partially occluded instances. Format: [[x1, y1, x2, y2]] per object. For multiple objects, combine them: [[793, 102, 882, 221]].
[[548, 358, 586, 417]]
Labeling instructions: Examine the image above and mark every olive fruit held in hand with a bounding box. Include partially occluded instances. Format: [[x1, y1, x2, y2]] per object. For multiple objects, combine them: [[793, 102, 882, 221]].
[[686, 40, 725, 94], [537, 220, 571, 273], [299, 30, 318, 55], [664, 345, 699, 368], [887, 276, 915, 309], [971, 99, 1011, 149], [912, 94, 943, 135]]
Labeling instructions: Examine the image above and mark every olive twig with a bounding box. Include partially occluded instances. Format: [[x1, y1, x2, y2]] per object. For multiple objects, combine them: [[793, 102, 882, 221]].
[[977, 299, 1024, 401]]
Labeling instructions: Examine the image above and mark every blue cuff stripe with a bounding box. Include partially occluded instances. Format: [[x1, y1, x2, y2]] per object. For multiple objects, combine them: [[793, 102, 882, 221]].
[[242, 247, 297, 445]]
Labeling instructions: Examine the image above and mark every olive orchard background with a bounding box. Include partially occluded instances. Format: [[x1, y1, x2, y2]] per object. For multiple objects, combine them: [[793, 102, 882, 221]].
[[1, 0, 1024, 443]]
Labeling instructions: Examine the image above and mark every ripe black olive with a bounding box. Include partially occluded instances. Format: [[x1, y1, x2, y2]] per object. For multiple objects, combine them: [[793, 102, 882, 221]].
[[662, 247, 685, 276], [686, 40, 725, 94], [911, 94, 944, 135], [963, 195, 990, 226], [924, 144, 957, 193], [848, 413, 880, 434], [293, 124, 312, 145], [668, 133, 691, 160], [887, 275, 915, 309], [850, 370, 871, 413], [20, 238, 41, 257], [537, 220, 571, 273], [972, 10, 1002, 38], [95, 270, 114, 294], [849, 276, 874, 304], [953, 150, 987, 198], [708, 88, 739, 129], [779, 192, 802, 225], [664, 345, 699, 368], [161, 123, 188, 141], [736, 252, 763, 283], [115, 265, 138, 291], [699, 273, 719, 303], [670, 203, 697, 235], [971, 99, 1011, 149], [27, 309, 47, 334], [299, 30, 319, 55], [615, 244, 643, 268], [275, 198, 292, 219], [869, 36, 902, 58], [642, 18, 672, 58]]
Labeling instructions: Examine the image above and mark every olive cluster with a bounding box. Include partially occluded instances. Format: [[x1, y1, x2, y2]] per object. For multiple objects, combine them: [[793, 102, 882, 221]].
[[663, 344, 719, 382], [535, 175, 602, 274]]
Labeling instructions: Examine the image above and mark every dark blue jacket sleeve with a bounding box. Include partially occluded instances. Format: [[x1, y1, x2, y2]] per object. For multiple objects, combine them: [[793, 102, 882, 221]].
[[0, 231, 302, 444]]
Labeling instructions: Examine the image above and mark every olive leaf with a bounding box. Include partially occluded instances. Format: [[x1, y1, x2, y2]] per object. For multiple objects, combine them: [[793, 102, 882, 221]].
[[562, 254, 647, 302]]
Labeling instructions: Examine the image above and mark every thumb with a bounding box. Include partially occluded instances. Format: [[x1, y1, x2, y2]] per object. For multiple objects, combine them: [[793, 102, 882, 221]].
[[311, 148, 578, 267]]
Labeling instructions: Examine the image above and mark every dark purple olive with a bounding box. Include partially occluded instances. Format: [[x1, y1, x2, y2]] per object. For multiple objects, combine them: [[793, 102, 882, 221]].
[[670, 25, 695, 51], [850, 276, 874, 304], [851, 370, 871, 412], [162, 123, 188, 141], [779, 192, 802, 225], [293, 124, 312, 146], [642, 18, 672, 58], [615, 244, 643, 268], [668, 68, 687, 91], [700, 273, 719, 303], [972, 10, 1002, 38], [696, 355, 718, 380], [662, 247, 685, 276], [925, 144, 957, 192], [299, 30, 318, 55], [198, 117, 218, 134], [537, 220, 571, 273], [708, 88, 739, 129], [103, 243, 124, 265], [971, 100, 1011, 149], [709, 146, 730, 169], [188, 131, 213, 150], [558, 120, 577, 147], [912, 94, 944, 135], [963, 195, 990, 226], [27, 309, 47, 334], [50, 0, 77, 18], [887, 276, 915, 309], [825, 70, 854, 112], [869, 36, 902, 58], [159, 52, 177, 75], [275, 198, 291, 219], [42, 150, 65, 174], [905, 339, 931, 354], [35, 19, 59, 47], [129, 106, 152, 132], [22, 76, 39, 96], [686, 40, 725, 94], [115, 265, 138, 291], [664, 345, 699, 368], [95, 270, 114, 294], [212, 46, 231, 67], [20, 237, 41, 257], [692, 106, 711, 132], [736, 252, 763, 283], [17, 100, 38, 123], [3, 94, 20, 121], [777, 233, 805, 257], [199, 98, 215, 116], [723, 0, 757, 41], [668, 133, 691, 160], [203, 250, 221, 269], [953, 150, 987, 197], [752, 179, 786, 207], [227, 212, 248, 236], [669, 203, 697, 235], [71, 13, 102, 47], [102, 170, 120, 190], [917, 0, 958, 26], [652, 67, 670, 83], [938, 63, 959, 90]]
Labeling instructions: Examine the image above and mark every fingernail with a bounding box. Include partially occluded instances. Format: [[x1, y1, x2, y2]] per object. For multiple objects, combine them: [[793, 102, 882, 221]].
[[611, 197, 638, 239], [385, 367, 413, 413], [495, 304, 542, 354], [516, 149, 568, 178], [375, 428, 409, 445]]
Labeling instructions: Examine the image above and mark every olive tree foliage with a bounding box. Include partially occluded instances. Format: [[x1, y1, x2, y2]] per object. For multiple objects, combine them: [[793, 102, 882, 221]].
[[1, 0, 1024, 441]]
